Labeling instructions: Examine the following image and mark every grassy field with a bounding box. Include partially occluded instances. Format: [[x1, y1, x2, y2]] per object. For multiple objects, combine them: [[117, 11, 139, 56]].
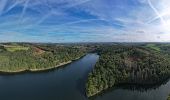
[[3, 45, 29, 52], [145, 44, 161, 51]]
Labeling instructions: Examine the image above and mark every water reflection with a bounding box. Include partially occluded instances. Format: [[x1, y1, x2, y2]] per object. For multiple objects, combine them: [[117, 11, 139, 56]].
[[92, 78, 170, 100]]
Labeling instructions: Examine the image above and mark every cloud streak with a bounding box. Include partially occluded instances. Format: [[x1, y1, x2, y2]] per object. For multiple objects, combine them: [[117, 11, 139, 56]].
[[0, 0, 8, 15], [0, 0, 169, 42], [147, 0, 166, 24]]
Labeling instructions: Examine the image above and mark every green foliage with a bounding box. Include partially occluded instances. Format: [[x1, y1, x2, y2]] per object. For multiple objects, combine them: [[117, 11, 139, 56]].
[[0, 43, 86, 72], [86, 44, 170, 97]]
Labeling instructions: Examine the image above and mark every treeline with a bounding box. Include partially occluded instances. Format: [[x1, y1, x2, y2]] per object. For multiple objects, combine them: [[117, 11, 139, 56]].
[[0, 43, 87, 72], [86, 45, 170, 97]]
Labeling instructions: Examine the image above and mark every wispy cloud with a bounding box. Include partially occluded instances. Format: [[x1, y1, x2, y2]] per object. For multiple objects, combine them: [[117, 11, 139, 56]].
[[19, 0, 30, 23], [0, 0, 170, 42], [0, 0, 8, 15]]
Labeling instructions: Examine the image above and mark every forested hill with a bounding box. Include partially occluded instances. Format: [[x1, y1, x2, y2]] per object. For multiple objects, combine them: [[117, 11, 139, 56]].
[[0, 43, 87, 72], [86, 44, 170, 97]]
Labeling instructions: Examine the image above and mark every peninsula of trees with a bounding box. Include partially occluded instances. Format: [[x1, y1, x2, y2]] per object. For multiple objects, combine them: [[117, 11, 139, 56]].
[[86, 43, 170, 97]]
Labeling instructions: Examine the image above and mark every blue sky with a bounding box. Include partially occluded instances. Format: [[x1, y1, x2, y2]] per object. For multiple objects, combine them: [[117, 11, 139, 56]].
[[0, 0, 170, 42]]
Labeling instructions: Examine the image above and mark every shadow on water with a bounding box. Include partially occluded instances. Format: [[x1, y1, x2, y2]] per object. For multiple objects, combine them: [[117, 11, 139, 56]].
[[76, 55, 99, 99], [76, 72, 87, 97], [118, 78, 170, 92], [89, 77, 170, 100], [76, 69, 92, 97]]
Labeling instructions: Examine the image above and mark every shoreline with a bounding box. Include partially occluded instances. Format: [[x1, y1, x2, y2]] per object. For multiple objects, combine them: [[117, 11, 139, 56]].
[[0, 54, 85, 74], [87, 76, 170, 98]]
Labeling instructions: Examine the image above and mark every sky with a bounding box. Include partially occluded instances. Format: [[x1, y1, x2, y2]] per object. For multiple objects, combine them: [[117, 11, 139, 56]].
[[0, 0, 170, 42]]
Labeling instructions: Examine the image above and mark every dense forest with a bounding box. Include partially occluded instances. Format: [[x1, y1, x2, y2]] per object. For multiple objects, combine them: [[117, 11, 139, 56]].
[[0, 43, 87, 72], [86, 44, 170, 97]]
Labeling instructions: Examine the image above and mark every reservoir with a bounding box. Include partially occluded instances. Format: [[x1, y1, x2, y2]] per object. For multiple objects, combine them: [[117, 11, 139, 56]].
[[0, 53, 170, 100]]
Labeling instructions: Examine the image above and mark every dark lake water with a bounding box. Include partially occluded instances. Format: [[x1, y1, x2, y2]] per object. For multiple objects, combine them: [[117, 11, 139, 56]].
[[0, 53, 170, 100]]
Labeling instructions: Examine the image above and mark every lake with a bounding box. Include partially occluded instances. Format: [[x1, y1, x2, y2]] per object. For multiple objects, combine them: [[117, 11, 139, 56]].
[[0, 53, 170, 100]]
